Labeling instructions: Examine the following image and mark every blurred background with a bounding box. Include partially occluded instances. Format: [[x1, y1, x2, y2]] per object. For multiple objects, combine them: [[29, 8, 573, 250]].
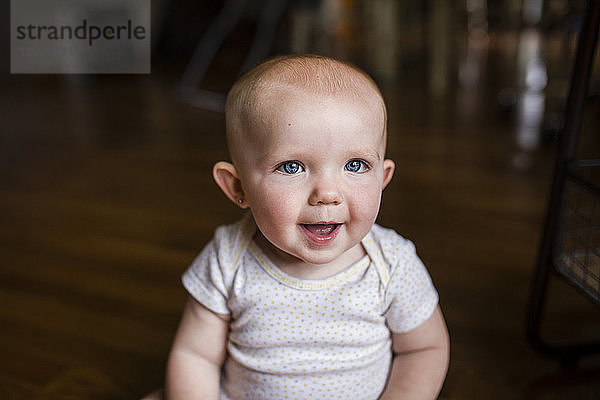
[[1, 0, 600, 398]]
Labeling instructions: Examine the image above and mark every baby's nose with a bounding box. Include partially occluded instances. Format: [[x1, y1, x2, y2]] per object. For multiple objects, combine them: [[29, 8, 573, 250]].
[[308, 179, 343, 206]]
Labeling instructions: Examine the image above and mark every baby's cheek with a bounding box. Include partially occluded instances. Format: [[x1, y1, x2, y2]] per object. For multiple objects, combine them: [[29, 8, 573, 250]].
[[350, 185, 382, 219], [253, 188, 297, 223]]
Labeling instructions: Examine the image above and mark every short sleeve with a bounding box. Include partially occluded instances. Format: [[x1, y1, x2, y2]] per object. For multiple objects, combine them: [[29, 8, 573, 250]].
[[182, 239, 230, 315], [383, 240, 439, 334]]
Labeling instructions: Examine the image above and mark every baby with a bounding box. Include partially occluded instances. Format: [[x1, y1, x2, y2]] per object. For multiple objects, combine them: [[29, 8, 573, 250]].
[[162, 54, 449, 400]]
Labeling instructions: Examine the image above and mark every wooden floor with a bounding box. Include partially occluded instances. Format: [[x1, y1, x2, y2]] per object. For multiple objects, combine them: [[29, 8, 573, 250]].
[[2, 14, 600, 400]]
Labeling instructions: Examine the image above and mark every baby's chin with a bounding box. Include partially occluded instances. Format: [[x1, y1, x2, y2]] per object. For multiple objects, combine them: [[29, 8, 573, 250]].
[[273, 244, 342, 267], [295, 242, 366, 267], [296, 252, 343, 267], [271, 242, 348, 268]]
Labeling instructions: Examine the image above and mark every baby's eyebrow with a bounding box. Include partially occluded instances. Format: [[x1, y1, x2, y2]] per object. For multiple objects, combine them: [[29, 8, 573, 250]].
[[259, 148, 383, 163], [257, 151, 299, 166], [350, 149, 382, 161]]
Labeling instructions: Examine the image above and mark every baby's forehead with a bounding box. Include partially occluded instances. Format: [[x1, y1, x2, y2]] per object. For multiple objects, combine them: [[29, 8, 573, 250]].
[[245, 90, 386, 156], [246, 70, 385, 128], [248, 83, 385, 134], [225, 56, 387, 158]]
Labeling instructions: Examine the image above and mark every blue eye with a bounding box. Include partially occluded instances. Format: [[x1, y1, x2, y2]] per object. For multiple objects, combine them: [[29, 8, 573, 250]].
[[276, 161, 304, 175], [345, 159, 369, 173]]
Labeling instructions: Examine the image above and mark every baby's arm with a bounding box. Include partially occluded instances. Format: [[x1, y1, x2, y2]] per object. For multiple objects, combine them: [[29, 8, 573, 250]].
[[165, 296, 229, 400], [379, 306, 450, 400]]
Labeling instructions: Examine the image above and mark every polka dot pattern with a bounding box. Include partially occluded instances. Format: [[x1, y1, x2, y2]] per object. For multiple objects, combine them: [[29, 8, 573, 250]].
[[183, 216, 438, 400]]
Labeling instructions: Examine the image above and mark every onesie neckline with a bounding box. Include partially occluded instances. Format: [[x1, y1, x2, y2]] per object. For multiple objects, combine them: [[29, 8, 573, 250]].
[[248, 241, 371, 291]]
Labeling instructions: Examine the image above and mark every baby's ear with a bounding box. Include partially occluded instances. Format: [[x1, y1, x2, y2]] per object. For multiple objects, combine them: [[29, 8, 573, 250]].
[[382, 159, 395, 190], [213, 161, 248, 208]]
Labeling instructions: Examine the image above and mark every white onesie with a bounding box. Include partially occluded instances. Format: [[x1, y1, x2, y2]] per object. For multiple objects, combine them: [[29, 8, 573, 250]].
[[182, 215, 439, 400]]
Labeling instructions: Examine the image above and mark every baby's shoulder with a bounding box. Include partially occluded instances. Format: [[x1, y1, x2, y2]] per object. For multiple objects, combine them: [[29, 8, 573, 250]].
[[369, 224, 418, 269], [209, 214, 255, 271]]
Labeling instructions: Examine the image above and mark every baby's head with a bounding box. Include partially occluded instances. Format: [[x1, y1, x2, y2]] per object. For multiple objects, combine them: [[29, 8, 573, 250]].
[[224, 54, 388, 165], [214, 54, 395, 267]]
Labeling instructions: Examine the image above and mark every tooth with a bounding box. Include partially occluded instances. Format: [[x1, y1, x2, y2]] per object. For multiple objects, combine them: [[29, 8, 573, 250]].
[[306, 224, 336, 235]]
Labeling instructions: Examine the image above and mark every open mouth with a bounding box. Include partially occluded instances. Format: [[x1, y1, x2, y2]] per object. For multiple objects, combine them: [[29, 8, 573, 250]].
[[300, 223, 342, 243]]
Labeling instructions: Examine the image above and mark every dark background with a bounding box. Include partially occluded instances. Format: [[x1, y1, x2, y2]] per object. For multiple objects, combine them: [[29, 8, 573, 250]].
[[1, 1, 600, 398]]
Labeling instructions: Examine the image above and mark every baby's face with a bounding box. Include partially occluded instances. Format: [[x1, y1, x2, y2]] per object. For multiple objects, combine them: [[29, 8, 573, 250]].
[[234, 88, 394, 266]]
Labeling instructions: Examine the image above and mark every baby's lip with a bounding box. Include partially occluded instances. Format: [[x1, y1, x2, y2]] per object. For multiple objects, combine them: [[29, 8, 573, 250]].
[[300, 222, 342, 236]]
